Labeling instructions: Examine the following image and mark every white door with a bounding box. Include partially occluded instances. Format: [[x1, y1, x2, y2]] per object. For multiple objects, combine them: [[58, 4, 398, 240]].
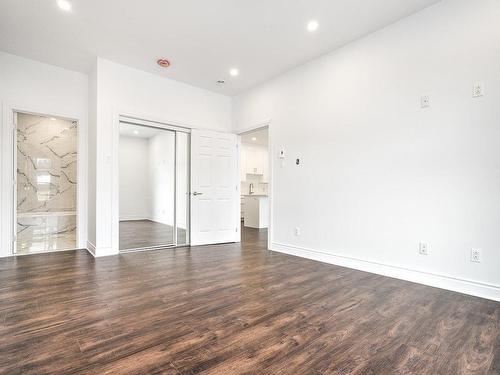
[[190, 129, 239, 246]]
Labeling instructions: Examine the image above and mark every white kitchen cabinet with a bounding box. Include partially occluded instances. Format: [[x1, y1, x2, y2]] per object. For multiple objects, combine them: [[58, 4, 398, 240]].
[[243, 195, 269, 229], [242, 144, 267, 177]]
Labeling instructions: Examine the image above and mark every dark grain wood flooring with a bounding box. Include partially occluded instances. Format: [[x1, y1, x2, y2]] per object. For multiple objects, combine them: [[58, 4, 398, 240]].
[[0, 227, 499, 374], [119, 219, 186, 250]]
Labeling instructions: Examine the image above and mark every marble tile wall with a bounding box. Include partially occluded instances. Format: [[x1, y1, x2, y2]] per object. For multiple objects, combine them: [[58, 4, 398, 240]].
[[16, 113, 77, 252], [17, 113, 77, 213], [16, 214, 76, 254]]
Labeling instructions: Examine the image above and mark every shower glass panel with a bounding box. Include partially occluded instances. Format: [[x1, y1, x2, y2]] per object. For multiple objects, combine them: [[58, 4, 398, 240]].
[[119, 123, 176, 250], [15, 113, 78, 254]]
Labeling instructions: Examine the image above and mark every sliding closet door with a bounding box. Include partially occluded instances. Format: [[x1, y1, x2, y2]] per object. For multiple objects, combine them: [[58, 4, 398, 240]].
[[119, 123, 175, 250]]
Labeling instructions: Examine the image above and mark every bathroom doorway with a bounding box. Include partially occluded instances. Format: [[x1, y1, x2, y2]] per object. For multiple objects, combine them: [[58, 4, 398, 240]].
[[118, 119, 190, 251], [14, 112, 78, 255]]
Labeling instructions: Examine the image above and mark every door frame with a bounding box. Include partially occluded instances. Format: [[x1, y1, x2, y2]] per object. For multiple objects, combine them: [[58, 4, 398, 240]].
[[237, 119, 273, 249], [1, 103, 86, 257], [113, 113, 192, 253]]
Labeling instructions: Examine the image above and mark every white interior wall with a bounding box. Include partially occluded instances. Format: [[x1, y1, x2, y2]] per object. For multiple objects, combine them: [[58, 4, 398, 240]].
[[0, 52, 88, 257], [232, 0, 500, 300], [87, 58, 99, 249], [92, 58, 232, 255], [149, 131, 175, 226], [119, 135, 151, 221]]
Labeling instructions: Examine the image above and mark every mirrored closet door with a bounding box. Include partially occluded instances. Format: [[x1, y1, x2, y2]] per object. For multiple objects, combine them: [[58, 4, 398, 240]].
[[118, 120, 190, 251]]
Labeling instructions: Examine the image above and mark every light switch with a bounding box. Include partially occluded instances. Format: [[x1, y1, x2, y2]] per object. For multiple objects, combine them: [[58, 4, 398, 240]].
[[421, 95, 430, 108], [473, 82, 484, 98]]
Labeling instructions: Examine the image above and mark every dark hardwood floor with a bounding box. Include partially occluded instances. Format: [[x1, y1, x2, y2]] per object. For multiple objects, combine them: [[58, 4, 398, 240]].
[[119, 219, 187, 250], [0, 227, 498, 374]]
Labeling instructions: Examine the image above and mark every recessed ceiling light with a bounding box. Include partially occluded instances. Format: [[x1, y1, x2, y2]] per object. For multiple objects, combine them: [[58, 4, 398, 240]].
[[230, 68, 239, 77], [57, 0, 71, 11], [251, 137, 257, 141], [307, 20, 319, 32], [133, 130, 139, 135], [50, 117, 57, 121], [157, 59, 171, 68]]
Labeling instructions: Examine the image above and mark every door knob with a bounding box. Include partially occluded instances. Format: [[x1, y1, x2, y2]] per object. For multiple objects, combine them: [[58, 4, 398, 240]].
[[192, 191, 203, 196]]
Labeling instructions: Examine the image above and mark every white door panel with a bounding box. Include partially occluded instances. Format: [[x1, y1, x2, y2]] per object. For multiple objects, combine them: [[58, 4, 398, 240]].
[[191, 129, 239, 245]]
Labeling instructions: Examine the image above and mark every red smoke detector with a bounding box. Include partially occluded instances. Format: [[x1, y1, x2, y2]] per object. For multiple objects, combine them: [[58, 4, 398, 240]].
[[157, 59, 171, 68]]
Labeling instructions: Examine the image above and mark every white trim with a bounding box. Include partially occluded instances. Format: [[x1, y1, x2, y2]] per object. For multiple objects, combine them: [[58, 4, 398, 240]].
[[119, 115, 191, 133], [236, 136, 242, 242], [86, 241, 96, 256], [0, 103, 87, 257], [270, 242, 500, 302], [236, 119, 272, 135], [119, 216, 152, 221], [94, 247, 116, 257], [113, 110, 197, 253], [86, 240, 115, 258]]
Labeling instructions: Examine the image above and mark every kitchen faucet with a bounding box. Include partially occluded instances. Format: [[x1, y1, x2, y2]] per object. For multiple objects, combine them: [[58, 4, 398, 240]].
[[249, 183, 254, 195]]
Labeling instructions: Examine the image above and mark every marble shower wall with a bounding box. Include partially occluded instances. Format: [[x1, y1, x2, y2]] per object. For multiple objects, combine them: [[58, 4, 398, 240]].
[[17, 113, 77, 213], [16, 113, 78, 253]]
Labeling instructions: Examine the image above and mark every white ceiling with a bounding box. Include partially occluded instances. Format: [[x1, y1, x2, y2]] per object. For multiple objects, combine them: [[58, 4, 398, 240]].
[[241, 127, 268, 146], [0, 0, 441, 96], [119, 123, 165, 139]]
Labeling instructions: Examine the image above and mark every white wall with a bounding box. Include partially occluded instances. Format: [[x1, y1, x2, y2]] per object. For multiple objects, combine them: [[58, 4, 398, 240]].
[[87, 59, 97, 248], [232, 0, 500, 300], [119, 136, 151, 220], [90, 58, 232, 255], [149, 131, 175, 226], [0, 52, 88, 256]]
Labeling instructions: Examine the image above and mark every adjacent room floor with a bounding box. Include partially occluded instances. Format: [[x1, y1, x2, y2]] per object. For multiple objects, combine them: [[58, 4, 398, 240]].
[[119, 219, 186, 250], [0, 227, 498, 374]]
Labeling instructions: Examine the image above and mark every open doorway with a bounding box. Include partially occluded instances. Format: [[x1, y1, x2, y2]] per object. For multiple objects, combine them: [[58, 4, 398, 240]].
[[14, 112, 78, 255], [118, 120, 190, 251], [239, 126, 270, 244]]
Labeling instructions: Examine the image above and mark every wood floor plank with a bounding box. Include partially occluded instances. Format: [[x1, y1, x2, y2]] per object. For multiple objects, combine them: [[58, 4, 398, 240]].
[[0, 227, 498, 374]]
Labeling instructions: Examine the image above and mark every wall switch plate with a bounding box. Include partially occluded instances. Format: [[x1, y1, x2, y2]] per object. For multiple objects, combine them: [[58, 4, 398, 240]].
[[279, 149, 285, 159], [471, 248, 482, 263], [419, 242, 429, 255], [294, 227, 300, 236], [473, 83, 484, 98], [421, 95, 430, 108]]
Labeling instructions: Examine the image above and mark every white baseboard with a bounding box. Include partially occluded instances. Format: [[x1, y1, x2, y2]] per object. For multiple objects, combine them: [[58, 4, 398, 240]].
[[119, 216, 151, 221], [86, 241, 96, 256], [86, 241, 118, 257], [270, 242, 500, 302]]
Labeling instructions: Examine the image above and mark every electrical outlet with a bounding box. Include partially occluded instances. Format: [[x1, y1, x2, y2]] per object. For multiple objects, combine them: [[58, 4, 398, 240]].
[[419, 242, 429, 255], [421, 95, 430, 108], [473, 83, 484, 98], [294, 227, 301, 236], [471, 249, 482, 263]]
